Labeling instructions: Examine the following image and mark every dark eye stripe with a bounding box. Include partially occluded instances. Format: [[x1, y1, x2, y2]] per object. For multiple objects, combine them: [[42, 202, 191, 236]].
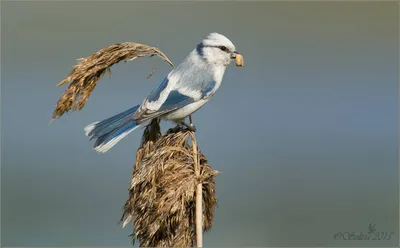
[[202, 44, 230, 53]]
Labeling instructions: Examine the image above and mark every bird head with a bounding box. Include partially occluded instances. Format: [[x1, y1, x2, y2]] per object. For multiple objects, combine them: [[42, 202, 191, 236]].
[[196, 32, 240, 67]]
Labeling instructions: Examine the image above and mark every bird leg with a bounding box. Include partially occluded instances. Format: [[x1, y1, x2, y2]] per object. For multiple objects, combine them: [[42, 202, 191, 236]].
[[189, 115, 194, 126], [180, 115, 196, 132]]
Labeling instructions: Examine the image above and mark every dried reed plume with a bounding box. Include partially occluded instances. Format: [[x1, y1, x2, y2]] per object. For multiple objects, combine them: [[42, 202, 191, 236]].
[[120, 119, 219, 247], [51, 42, 174, 120]]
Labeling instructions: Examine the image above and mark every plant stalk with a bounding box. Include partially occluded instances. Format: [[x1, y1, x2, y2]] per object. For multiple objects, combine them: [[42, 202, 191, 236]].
[[190, 115, 202, 247]]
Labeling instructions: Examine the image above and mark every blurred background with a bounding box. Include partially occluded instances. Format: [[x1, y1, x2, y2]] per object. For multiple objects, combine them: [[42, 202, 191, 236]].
[[1, 1, 398, 247]]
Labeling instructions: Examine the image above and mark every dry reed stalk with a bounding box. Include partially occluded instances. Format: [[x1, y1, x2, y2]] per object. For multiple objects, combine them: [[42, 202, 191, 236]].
[[120, 121, 219, 247], [191, 132, 203, 247], [189, 115, 203, 248], [51, 42, 174, 120]]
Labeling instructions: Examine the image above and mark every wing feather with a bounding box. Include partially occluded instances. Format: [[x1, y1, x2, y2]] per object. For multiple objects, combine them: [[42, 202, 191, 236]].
[[134, 90, 195, 123]]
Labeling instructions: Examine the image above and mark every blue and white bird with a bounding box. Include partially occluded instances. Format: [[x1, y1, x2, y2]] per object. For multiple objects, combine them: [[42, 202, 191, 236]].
[[84, 32, 241, 153]]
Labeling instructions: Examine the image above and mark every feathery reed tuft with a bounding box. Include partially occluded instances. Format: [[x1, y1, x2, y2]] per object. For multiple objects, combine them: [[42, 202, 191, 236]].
[[52, 42, 174, 120], [120, 121, 219, 247]]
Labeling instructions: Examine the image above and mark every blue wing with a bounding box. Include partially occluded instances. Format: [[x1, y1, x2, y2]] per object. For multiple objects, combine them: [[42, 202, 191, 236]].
[[132, 64, 217, 123], [147, 76, 169, 102], [159, 90, 194, 112], [134, 90, 195, 123], [200, 80, 216, 99]]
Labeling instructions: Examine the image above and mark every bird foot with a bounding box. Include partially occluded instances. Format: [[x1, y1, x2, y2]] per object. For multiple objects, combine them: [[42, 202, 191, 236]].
[[187, 125, 196, 132], [180, 122, 197, 132]]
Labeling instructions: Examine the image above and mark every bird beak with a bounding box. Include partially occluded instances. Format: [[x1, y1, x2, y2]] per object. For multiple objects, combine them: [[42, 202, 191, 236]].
[[230, 51, 239, 59]]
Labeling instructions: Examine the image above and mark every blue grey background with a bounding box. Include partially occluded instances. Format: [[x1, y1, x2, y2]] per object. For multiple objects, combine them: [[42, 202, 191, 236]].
[[1, 1, 399, 247]]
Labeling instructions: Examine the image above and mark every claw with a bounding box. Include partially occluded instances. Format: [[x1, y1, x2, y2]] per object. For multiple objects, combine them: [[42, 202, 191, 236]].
[[180, 121, 196, 132], [187, 125, 196, 132]]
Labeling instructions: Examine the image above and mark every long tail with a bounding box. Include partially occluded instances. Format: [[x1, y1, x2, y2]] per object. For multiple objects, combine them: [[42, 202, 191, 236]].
[[84, 105, 141, 153]]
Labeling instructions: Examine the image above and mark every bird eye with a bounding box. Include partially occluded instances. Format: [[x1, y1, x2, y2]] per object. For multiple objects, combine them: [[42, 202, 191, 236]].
[[219, 46, 227, 52]]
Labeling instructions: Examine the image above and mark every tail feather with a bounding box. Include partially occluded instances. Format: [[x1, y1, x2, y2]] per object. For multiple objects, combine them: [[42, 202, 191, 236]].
[[93, 120, 140, 153], [85, 105, 140, 139], [84, 105, 141, 153]]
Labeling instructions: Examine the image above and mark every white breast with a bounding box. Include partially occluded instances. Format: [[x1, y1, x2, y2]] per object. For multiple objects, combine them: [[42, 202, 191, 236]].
[[162, 99, 209, 122]]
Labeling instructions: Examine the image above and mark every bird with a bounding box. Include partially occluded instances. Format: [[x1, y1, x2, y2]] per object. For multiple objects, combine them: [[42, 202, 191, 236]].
[[84, 32, 241, 153]]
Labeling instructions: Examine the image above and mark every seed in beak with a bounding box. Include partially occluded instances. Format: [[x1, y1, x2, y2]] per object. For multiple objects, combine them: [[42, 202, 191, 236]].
[[235, 54, 244, 67]]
